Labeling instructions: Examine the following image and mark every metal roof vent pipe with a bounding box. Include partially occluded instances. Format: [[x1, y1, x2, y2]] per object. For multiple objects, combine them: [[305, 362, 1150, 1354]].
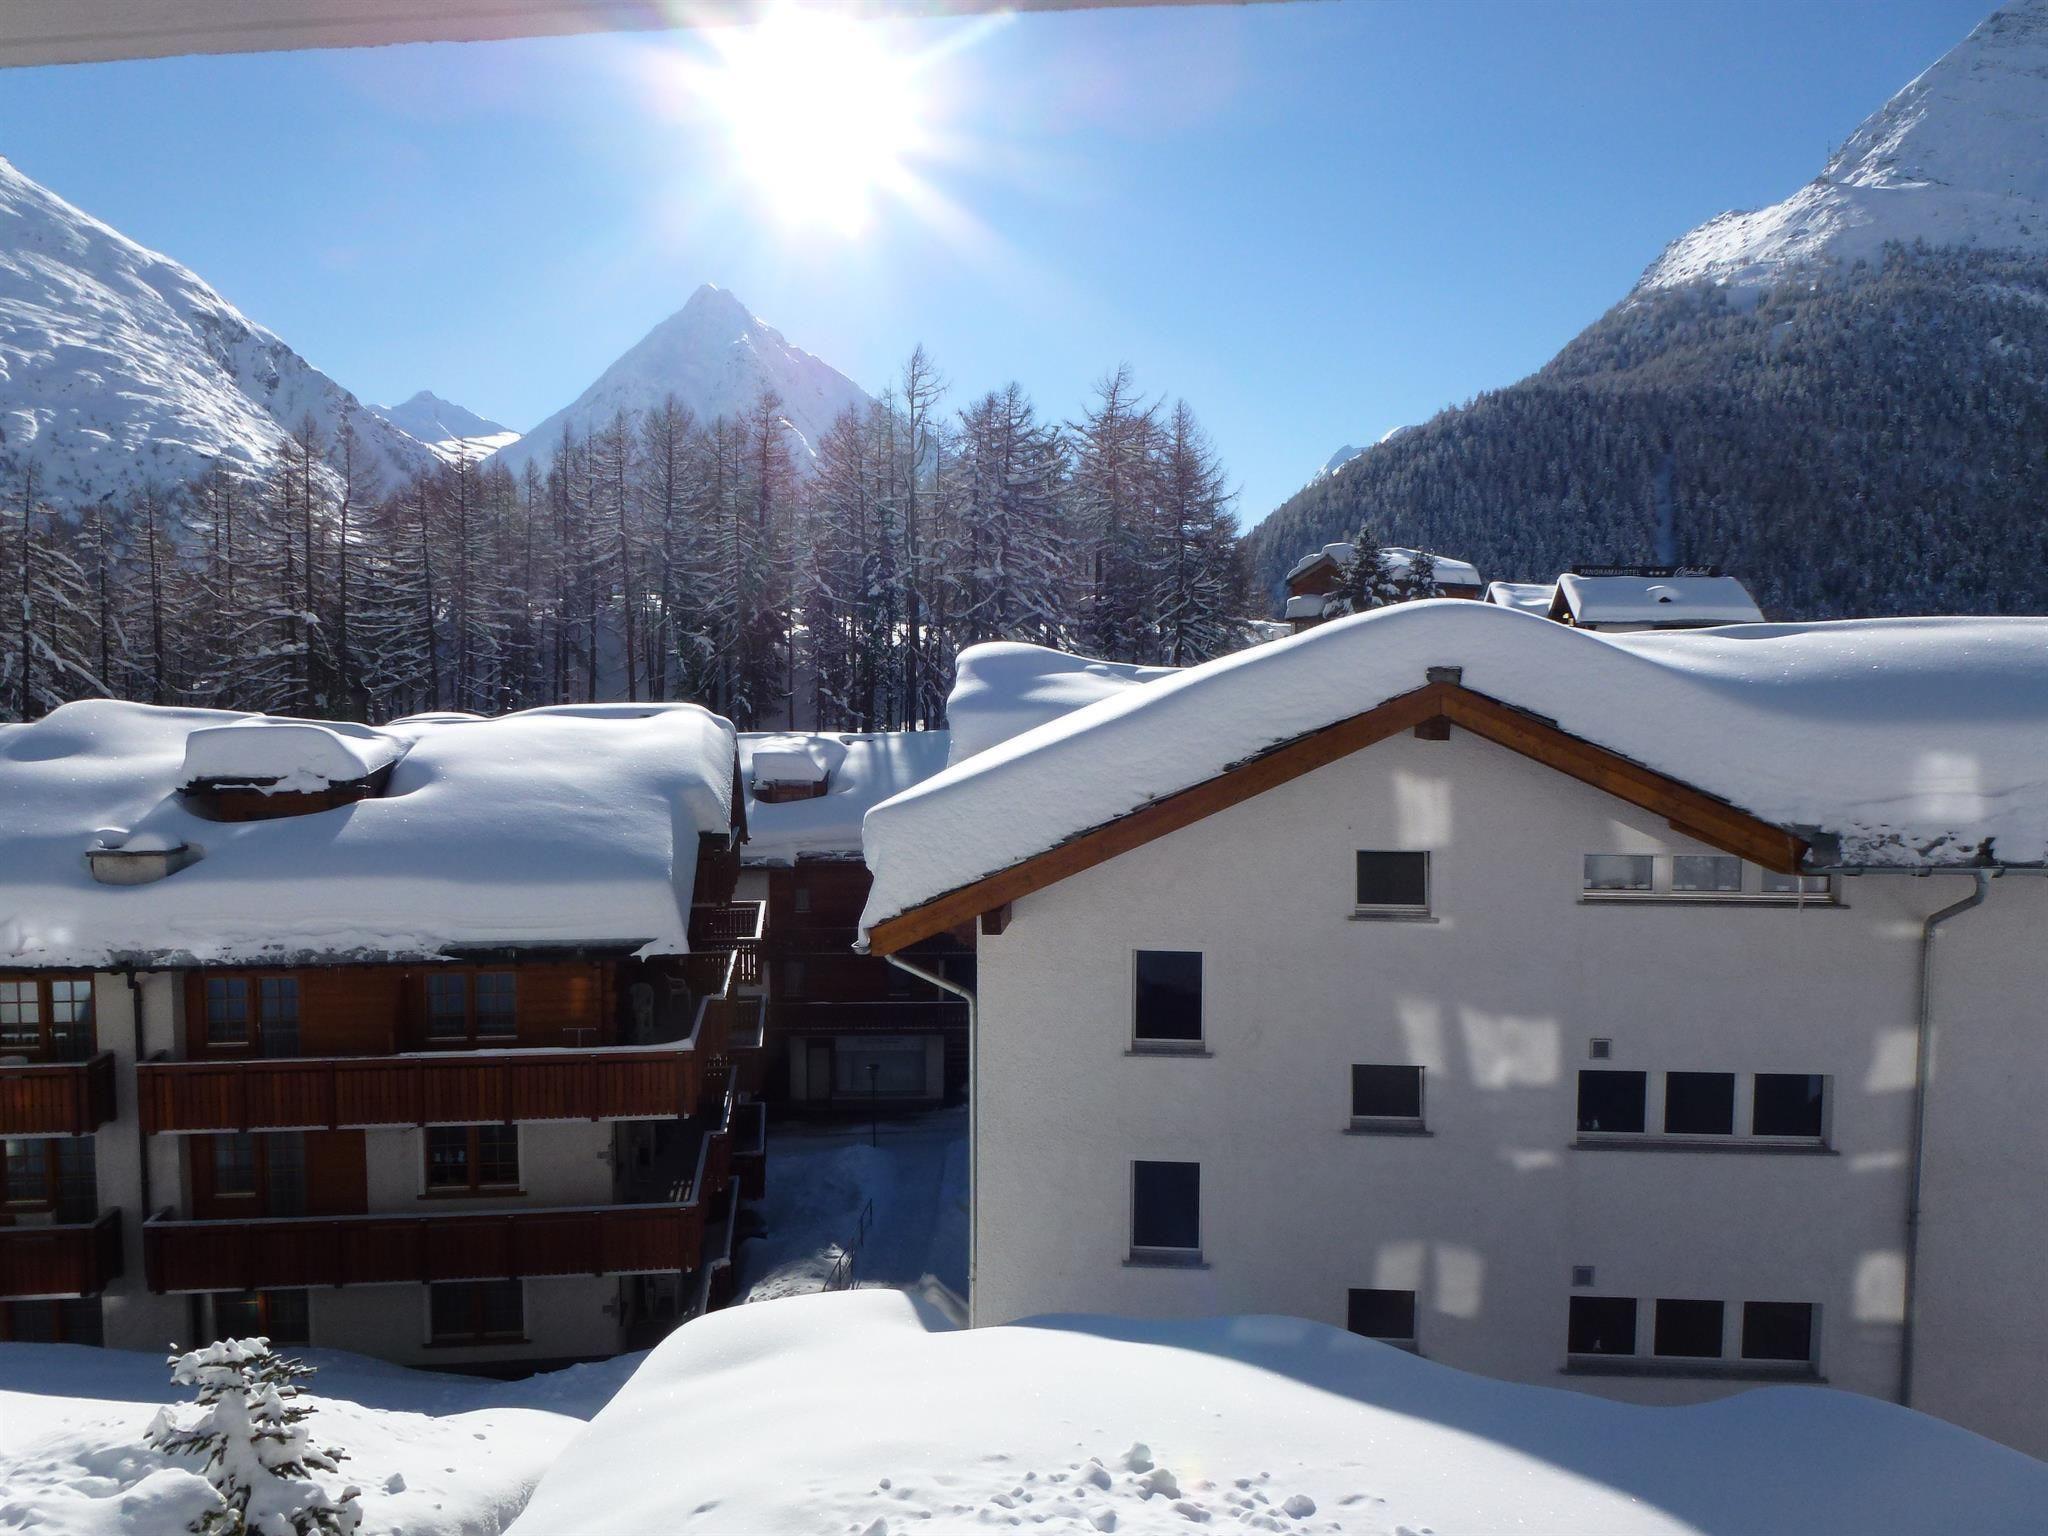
[[86, 829, 201, 886]]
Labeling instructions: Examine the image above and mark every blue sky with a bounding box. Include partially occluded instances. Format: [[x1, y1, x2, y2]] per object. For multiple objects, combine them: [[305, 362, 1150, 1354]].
[[0, 0, 1996, 525]]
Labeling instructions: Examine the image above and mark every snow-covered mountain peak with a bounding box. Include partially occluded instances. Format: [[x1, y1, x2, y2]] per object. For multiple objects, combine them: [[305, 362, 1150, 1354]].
[[369, 390, 519, 465], [0, 155, 429, 504], [489, 284, 871, 476], [1637, 0, 2048, 294]]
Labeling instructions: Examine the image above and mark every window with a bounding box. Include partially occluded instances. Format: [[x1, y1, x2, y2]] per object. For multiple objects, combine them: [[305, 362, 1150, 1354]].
[[475, 973, 517, 1038], [1653, 1298, 1725, 1358], [1761, 870, 1833, 899], [1355, 851, 1428, 913], [1347, 1288, 1417, 1346], [0, 976, 95, 1060], [1671, 855, 1740, 893], [1741, 1302, 1814, 1363], [834, 1037, 929, 1097], [1130, 1160, 1200, 1259], [1132, 950, 1203, 1048], [202, 975, 299, 1054], [428, 1279, 524, 1344], [1568, 1296, 1636, 1356], [1583, 854, 1653, 893], [213, 1289, 310, 1347], [258, 978, 300, 1057], [426, 975, 468, 1041], [426, 971, 520, 1044], [793, 885, 812, 915], [0, 1297, 102, 1345], [204, 979, 250, 1045], [1753, 1074, 1825, 1139], [425, 1125, 520, 1193], [1663, 1072, 1734, 1136], [1350, 1065, 1424, 1127], [3, 1137, 50, 1206], [1577, 1070, 1646, 1134], [213, 1133, 258, 1197]]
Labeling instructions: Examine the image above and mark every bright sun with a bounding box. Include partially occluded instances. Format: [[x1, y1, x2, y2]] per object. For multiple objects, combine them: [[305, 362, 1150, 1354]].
[[690, 8, 926, 234]]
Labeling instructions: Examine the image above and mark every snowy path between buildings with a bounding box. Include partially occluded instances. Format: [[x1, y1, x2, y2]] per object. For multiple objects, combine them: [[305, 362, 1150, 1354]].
[[512, 1290, 2048, 1536], [733, 1104, 968, 1313], [0, 1341, 638, 1536]]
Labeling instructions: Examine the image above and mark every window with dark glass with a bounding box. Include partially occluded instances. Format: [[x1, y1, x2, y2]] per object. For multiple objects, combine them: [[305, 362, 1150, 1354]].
[[1671, 855, 1741, 893], [1133, 951, 1203, 1046], [1653, 1298, 1724, 1358], [1568, 1296, 1636, 1356], [426, 974, 468, 1041], [213, 1133, 258, 1197], [475, 973, 517, 1037], [429, 1279, 524, 1343], [213, 1289, 310, 1347], [1753, 1074, 1825, 1139], [3, 1137, 50, 1206], [1130, 1160, 1200, 1255], [1577, 1070, 1646, 1134], [257, 978, 300, 1057], [1664, 1072, 1735, 1136], [1355, 852, 1428, 911], [0, 1297, 101, 1345], [1351, 1065, 1423, 1124], [205, 979, 250, 1045], [1583, 855, 1653, 893], [1347, 1288, 1417, 1344], [0, 976, 95, 1059], [425, 1125, 519, 1193], [1741, 1301, 1814, 1363], [55, 1138, 96, 1221], [0, 980, 38, 1054]]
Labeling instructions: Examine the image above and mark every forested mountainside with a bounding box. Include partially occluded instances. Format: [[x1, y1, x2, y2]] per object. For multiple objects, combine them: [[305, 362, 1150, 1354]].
[[1248, 246, 2048, 618]]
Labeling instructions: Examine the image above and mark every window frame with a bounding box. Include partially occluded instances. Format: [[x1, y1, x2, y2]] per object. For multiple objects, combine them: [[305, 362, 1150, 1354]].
[[212, 1288, 311, 1347], [422, 1124, 522, 1196], [1127, 1159, 1203, 1266], [196, 973, 301, 1056], [1581, 855, 1837, 906], [1577, 1069, 1830, 1149], [1567, 1293, 1821, 1377], [1346, 1287, 1419, 1350], [421, 968, 522, 1047], [1130, 949, 1205, 1055], [1352, 850, 1431, 918], [0, 974, 97, 1061], [1348, 1063, 1426, 1133], [425, 1279, 527, 1346]]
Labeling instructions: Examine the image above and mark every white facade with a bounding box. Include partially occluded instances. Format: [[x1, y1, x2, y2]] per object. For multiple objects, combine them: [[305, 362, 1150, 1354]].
[[967, 727, 2048, 1454]]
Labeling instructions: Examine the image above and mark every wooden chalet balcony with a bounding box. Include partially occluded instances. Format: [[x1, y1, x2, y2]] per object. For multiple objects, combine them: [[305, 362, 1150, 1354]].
[[722, 995, 767, 1096], [0, 1211, 123, 1299], [0, 1052, 118, 1136], [689, 900, 765, 987], [732, 1098, 767, 1201]]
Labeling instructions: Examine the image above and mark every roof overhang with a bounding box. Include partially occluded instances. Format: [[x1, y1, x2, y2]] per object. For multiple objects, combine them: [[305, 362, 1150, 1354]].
[[0, 0, 1269, 69], [864, 679, 1808, 954]]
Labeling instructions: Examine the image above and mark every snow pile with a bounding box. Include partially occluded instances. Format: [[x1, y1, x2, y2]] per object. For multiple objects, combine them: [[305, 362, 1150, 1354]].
[[862, 602, 2048, 939], [738, 732, 952, 865], [512, 1291, 2046, 1535], [1638, 1, 2048, 293], [1555, 572, 1765, 627], [1484, 580, 1556, 614], [489, 283, 871, 476], [179, 721, 406, 792], [945, 644, 1176, 764], [0, 156, 428, 507], [0, 700, 736, 968], [0, 1341, 636, 1536]]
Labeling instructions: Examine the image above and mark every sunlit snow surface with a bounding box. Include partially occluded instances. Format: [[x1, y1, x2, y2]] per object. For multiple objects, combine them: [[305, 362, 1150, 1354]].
[[513, 1289, 2045, 1535]]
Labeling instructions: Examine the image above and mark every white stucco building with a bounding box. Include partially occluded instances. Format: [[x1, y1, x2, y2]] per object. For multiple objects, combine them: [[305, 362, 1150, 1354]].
[[859, 602, 2048, 1456]]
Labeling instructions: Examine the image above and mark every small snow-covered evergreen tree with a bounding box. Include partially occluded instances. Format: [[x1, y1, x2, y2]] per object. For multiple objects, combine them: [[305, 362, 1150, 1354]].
[[1329, 524, 1398, 615], [146, 1337, 361, 1536]]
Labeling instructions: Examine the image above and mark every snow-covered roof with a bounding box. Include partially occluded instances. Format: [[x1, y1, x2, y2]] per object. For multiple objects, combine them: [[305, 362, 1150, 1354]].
[[859, 602, 2048, 941], [1285, 542, 1483, 590], [1553, 572, 1765, 627], [1486, 581, 1557, 614], [738, 731, 952, 867], [1284, 542, 1356, 584], [179, 720, 405, 790], [1283, 594, 1324, 620], [0, 700, 738, 969], [945, 643, 1176, 764]]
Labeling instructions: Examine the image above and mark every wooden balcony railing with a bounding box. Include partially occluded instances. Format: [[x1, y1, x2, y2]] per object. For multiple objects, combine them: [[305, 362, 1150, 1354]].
[[0, 1210, 123, 1299], [143, 1199, 710, 1295], [732, 1099, 767, 1202], [689, 901, 765, 987], [0, 1052, 118, 1137]]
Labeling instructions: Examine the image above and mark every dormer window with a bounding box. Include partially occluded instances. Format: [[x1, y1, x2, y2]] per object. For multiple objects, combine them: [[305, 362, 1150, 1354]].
[[178, 722, 402, 822]]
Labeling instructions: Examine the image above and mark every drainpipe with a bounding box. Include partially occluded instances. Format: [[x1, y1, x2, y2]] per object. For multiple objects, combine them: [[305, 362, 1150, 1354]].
[[1898, 870, 1989, 1409], [122, 969, 151, 1229], [883, 951, 977, 1326]]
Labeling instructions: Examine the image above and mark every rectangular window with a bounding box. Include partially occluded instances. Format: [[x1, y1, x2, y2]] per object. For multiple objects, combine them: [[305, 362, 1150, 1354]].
[[47, 979, 93, 1059], [1355, 851, 1428, 912], [1653, 1298, 1725, 1358], [1583, 854, 1653, 893], [1130, 1160, 1200, 1257], [1753, 1074, 1826, 1139], [1663, 1072, 1735, 1136], [429, 1279, 524, 1344], [1671, 855, 1741, 893], [204, 979, 250, 1046], [793, 886, 812, 914], [424, 1126, 472, 1190], [1132, 950, 1203, 1047], [1346, 1288, 1417, 1345], [0, 980, 39, 1053], [425, 1125, 519, 1193], [834, 1038, 929, 1097], [55, 1138, 97, 1222], [212, 1133, 258, 1197], [474, 973, 517, 1038], [4, 1137, 51, 1206], [1350, 1064, 1424, 1126], [1577, 1070, 1646, 1134], [258, 978, 300, 1058], [1568, 1295, 1636, 1356], [1741, 1301, 1814, 1363], [426, 975, 468, 1041], [212, 1289, 309, 1347], [474, 1125, 520, 1188]]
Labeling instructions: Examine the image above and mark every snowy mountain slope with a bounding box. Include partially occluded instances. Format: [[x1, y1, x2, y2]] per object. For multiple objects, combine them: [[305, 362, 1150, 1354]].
[[367, 389, 519, 464], [489, 283, 871, 476], [0, 156, 431, 505], [1638, 0, 2048, 293]]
